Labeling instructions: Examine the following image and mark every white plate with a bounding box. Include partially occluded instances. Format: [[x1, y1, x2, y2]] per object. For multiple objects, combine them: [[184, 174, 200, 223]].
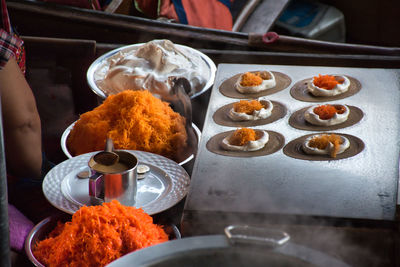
[[60, 121, 201, 166], [43, 150, 190, 215], [87, 42, 216, 99]]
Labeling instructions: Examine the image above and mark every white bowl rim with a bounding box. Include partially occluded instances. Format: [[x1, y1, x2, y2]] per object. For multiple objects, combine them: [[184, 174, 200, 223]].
[[86, 42, 217, 99], [61, 121, 201, 166]]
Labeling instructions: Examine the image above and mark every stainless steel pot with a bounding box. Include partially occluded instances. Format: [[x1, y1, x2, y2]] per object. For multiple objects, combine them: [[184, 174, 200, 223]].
[[106, 225, 351, 267]]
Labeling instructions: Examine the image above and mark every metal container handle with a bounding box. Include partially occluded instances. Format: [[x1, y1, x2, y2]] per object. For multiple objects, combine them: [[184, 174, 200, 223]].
[[224, 225, 290, 248], [89, 172, 104, 201]]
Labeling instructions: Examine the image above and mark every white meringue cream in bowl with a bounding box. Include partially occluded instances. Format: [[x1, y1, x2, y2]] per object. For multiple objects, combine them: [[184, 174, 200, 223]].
[[88, 39, 216, 99]]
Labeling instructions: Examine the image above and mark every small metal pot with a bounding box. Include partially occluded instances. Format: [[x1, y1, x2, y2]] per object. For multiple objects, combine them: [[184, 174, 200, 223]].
[[106, 225, 351, 267], [88, 150, 138, 206]]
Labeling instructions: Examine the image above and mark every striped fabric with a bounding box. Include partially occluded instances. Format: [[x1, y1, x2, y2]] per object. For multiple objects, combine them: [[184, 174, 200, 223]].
[[0, 28, 22, 70], [0, 0, 25, 73]]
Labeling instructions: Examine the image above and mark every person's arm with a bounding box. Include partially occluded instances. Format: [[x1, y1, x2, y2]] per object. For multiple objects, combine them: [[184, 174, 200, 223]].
[[0, 56, 42, 179]]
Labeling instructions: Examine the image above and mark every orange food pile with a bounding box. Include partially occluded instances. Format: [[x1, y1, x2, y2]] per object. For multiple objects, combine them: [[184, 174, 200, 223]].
[[33, 200, 168, 267], [240, 72, 263, 87], [233, 100, 264, 115], [308, 134, 343, 158], [313, 74, 343, 90], [67, 90, 187, 161], [313, 105, 345, 120], [229, 128, 261, 146]]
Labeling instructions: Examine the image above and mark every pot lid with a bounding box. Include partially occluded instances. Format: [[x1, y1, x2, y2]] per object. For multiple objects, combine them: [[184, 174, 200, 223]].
[[106, 227, 350, 267]]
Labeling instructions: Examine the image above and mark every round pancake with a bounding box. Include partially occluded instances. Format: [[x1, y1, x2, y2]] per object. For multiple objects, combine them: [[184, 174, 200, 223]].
[[288, 105, 364, 131], [219, 71, 291, 99], [283, 133, 364, 161], [290, 75, 361, 102], [206, 130, 285, 157], [213, 100, 287, 127]]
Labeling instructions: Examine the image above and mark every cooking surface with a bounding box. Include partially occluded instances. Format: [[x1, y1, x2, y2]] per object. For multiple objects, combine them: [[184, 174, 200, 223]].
[[184, 63, 400, 221]]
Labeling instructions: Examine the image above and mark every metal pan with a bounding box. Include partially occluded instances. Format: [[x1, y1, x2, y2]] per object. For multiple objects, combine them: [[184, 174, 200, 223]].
[[106, 225, 350, 267]]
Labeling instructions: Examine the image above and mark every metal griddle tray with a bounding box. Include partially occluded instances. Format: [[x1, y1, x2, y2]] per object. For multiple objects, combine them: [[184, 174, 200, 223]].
[[185, 63, 400, 221]]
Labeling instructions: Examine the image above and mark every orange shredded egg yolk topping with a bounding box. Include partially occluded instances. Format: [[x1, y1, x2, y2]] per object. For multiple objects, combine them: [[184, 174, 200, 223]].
[[313, 74, 344, 90], [313, 105, 346, 120], [66, 90, 187, 161], [229, 128, 262, 146], [233, 100, 265, 115], [33, 200, 168, 267], [308, 134, 343, 158], [240, 72, 263, 86]]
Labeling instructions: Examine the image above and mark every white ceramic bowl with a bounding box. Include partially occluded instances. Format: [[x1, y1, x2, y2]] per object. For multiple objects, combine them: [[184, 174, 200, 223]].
[[87, 42, 216, 100], [61, 121, 201, 166]]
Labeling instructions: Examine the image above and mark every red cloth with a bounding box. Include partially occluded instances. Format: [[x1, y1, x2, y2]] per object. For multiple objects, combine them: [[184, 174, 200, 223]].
[[134, 0, 233, 31], [186, 0, 232, 31]]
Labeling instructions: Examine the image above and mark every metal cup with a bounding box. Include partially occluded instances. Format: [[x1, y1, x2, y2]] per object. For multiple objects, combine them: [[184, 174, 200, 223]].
[[88, 150, 138, 206]]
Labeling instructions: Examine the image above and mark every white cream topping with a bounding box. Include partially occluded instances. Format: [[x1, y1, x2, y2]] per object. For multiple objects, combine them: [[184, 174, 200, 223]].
[[221, 130, 269, 152], [235, 71, 276, 94], [308, 75, 350, 97], [304, 104, 350, 126], [302, 134, 350, 156], [228, 99, 273, 121], [94, 39, 209, 96]]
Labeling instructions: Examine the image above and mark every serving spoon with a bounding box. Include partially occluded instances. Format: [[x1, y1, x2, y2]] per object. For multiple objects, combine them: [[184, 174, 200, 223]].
[[93, 138, 120, 166]]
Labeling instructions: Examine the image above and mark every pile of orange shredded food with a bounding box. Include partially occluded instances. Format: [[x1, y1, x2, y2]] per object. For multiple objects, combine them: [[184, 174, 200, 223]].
[[313, 104, 346, 120], [240, 72, 263, 87], [229, 128, 261, 146], [233, 100, 264, 114], [33, 200, 168, 267], [67, 90, 187, 161], [308, 134, 343, 158], [313, 74, 344, 90]]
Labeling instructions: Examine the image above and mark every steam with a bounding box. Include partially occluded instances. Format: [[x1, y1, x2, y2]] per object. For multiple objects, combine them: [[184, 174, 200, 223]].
[[181, 206, 394, 266]]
